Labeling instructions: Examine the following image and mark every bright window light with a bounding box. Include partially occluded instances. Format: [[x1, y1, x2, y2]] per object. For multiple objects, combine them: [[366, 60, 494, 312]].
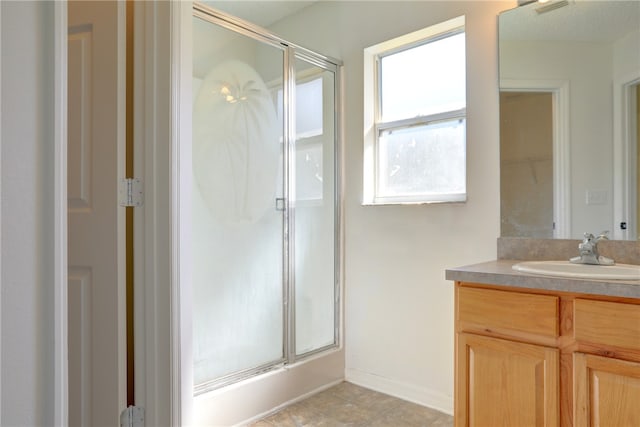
[[363, 16, 467, 204]]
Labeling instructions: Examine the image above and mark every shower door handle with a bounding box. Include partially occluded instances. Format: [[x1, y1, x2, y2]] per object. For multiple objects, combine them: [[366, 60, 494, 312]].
[[275, 197, 286, 211]]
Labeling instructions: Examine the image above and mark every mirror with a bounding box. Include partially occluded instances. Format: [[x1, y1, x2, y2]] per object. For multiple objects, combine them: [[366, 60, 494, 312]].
[[499, 0, 640, 241]]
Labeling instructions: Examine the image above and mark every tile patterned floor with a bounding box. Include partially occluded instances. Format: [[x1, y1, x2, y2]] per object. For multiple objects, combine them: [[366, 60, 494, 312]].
[[249, 381, 453, 427]]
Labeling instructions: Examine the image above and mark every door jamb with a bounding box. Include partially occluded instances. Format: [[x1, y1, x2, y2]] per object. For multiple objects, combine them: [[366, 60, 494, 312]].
[[54, 2, 69, 425], [132, 1, 191, 425], [171, 1, 193, 424]]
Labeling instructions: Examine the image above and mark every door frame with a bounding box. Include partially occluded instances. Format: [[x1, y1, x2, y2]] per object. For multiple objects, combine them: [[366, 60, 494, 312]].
[[500, 79, 571, 238], [131, 1, 191, 425], [51, 1, 188, 424], [54, 1, 69, 425], [613, 71, 640, 240]]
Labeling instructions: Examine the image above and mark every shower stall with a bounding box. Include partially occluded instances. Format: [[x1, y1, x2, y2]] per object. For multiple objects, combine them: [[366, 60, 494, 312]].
[[191, 3, 342, 394]]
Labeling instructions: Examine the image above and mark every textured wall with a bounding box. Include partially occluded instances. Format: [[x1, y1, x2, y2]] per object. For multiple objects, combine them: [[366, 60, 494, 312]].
[[1, 1, 58, 425]]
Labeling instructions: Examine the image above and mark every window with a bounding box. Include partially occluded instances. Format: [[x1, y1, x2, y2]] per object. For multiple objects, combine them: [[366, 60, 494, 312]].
[[363, 16, 466, 204]]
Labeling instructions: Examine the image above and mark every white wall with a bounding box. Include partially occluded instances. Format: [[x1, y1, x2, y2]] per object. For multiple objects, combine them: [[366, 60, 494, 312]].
[[614, 29, 640, 81], [272, 1, 513, 414], [1, 1, 58, 425]]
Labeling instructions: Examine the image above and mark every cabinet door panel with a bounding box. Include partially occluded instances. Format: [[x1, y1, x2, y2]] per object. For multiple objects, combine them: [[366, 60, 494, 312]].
[[574, 353, 640, 427], [456, 333, 559, 427]]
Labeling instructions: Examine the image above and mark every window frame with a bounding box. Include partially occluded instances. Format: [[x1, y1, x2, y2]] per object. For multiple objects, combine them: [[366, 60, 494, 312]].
[[363, 15, 467, 205]]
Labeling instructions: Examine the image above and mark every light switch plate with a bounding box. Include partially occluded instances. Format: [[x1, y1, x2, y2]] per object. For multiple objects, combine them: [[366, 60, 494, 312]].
[[586, 189, 608, 205]]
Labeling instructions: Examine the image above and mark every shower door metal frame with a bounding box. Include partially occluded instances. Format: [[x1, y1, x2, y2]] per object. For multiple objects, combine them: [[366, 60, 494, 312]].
[[192, 2, 343, 394]]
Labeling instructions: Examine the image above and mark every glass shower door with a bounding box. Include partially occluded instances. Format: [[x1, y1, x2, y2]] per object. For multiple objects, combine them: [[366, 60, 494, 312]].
[[292, 57, 338, 356], [191, 3, 341, 394], [191, 14, 286, 390]]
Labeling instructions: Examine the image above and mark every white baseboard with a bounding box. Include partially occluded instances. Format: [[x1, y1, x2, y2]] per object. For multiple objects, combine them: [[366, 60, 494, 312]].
[[345, 368, 453, 415]]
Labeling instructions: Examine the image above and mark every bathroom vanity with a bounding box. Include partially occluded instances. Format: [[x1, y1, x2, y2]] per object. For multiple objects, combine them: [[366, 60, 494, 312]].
[[446, 259, 640, 427]]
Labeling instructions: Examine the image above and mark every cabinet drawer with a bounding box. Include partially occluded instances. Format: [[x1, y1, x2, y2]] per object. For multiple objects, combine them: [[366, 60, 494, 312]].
[[457, 286, 559, 338], [574, 299, 640, 351]]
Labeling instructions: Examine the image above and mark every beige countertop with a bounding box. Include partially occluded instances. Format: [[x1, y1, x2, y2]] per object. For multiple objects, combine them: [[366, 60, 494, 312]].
[[446, 259, 640, 299]]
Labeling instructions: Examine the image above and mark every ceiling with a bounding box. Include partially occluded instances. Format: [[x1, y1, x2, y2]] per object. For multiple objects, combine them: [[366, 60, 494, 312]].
[[201, 1, 639, 45], [201, 1, 319, 28], [500, 0, 640, 43]]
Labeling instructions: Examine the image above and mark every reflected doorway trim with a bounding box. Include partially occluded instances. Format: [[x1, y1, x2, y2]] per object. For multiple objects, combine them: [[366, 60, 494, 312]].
[[500, 79, 571, 239], [613, 71, 639, 241]]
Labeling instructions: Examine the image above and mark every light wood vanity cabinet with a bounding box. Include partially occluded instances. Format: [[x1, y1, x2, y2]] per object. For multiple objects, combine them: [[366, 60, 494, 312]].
[[456, 333, 559, 427], [455, 282, 640, 427]]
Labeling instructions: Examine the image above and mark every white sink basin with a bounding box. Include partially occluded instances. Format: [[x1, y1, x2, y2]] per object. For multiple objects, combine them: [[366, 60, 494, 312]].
[[512, 261, 640, 280]]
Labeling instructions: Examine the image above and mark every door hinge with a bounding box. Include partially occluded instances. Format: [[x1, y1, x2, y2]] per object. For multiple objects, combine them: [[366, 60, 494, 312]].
[[119, 178, 143, 207], [120, 405, 144, 427]]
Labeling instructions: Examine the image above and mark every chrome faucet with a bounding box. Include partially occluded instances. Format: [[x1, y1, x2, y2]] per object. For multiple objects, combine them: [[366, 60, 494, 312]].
[[570, 231, 614, 265]]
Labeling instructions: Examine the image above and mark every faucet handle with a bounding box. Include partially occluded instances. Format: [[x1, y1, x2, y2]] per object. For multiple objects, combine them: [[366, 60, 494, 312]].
[[573, 231, 615, 265]]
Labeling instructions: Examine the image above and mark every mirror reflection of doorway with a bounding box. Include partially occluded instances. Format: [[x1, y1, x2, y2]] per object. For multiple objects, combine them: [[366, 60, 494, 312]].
[[613, 77, 639, 240], [500, 91, 554, 238]]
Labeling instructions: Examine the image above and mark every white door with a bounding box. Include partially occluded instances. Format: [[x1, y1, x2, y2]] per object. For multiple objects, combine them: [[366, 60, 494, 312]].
[[68, 1, 126, 426]]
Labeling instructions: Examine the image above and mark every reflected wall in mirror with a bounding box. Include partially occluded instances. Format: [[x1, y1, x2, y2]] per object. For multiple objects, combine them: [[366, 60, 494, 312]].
[[499, 0, 640, 240]]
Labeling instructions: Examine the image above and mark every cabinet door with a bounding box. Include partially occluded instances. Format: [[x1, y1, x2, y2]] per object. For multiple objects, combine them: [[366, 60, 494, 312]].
[[574, 353, 640, 427], [456, 333, 559, 427]]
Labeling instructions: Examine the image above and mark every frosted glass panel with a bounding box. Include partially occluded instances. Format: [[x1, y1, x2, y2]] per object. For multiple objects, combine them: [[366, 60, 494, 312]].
[[277, 78, 323, 139], [377, 118, 466, 198], [191, 15, 285, 386], [294, 59, 336, 355]]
